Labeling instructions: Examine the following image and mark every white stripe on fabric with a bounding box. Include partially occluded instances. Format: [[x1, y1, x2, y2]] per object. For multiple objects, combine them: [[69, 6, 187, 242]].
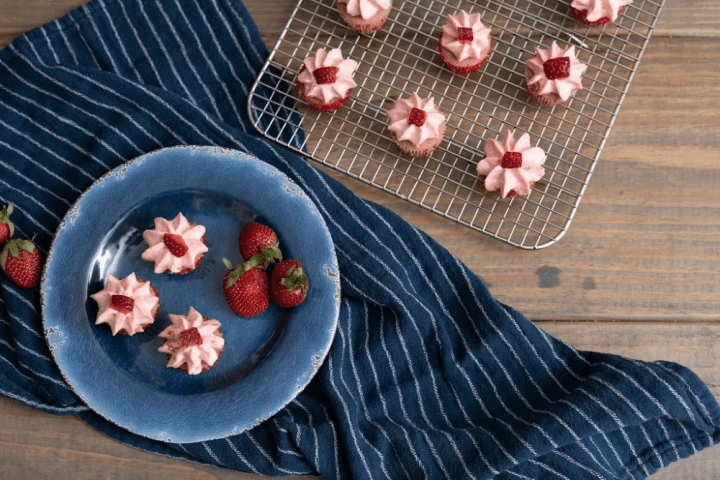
[[0, 143, 80, 196], [318, 403, 341, 480], [116, 0, 166, 86], [324, 354, 375, 479], [53, 19, 79, 65], [338, 299, 410, 480], [97, 0, 144, 83], [362, 304, 430, 478], [246, 430, 311, 476], [135, 0, 197, 105], [527, 459, 571, 480], [225, 437, 261, 474], [0, 387, 88, 413], [153, 0, 223, 119], [291, 398, 320, 469], [0, 89, 110, 170], [82, 3, 123, 75], [201, 441, 224, 466], [40, 28, 60, 64]]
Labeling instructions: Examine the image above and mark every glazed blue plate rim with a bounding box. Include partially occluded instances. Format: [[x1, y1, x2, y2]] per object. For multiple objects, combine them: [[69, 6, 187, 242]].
[[41, 145, 340, 443]]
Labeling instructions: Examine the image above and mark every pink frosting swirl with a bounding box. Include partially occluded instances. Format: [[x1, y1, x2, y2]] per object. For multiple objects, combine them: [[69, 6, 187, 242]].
[[387, 92, 445, 148], [141, 212, 207, 274], [440, 10, 492, 62], [340, 0, 390, 19], [526, 41, 587, 101], [91, 273, 159, 336], [158, 307, 224, 375], [477, 131, 546, 198], [571, 0, 632, 22], [297, 48, 358, 104]]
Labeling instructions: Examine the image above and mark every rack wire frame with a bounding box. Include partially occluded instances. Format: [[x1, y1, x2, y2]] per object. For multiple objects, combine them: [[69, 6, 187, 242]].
[[248, 0, 665, 249]]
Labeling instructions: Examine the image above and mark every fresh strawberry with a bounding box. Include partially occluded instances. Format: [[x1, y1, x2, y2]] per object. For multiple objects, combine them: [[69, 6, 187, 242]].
[[239, 221, 281, 266], [408, 108, 427, 127], [270, 259, 309, 308], [0, 204, 14, 244], [222, 257, 270, 317], [0, 237, 42, 289], [543, 56, 571, 80], [313, 66, 339, 85]]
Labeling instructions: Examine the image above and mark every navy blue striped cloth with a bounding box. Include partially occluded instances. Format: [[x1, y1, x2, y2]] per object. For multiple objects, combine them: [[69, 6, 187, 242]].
[[1, 0, 719, 478]]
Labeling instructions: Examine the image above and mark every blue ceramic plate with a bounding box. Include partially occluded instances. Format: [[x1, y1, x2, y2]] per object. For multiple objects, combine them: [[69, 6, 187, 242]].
[[41, 146, 340, 443]]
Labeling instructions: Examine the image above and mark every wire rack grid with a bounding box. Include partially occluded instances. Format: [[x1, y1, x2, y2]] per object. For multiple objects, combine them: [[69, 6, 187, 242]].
[[248, 0, 665, 249]]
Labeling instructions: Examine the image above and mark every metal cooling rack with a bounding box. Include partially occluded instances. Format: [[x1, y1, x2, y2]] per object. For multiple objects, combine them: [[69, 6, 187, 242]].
[[248, 0, 665, 249]]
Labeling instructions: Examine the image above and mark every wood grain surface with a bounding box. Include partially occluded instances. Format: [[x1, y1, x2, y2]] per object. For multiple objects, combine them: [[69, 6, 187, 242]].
[[1, 0, 719, 478]]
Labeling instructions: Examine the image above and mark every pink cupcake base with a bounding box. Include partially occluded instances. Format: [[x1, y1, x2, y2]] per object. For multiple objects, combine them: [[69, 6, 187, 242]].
[[437, 33, 492, 75], [338, 1, 391, 35]]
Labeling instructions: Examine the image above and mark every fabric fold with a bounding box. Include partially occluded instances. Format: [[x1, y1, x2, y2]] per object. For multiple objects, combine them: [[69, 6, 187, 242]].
[[1, 0, 719, 478]]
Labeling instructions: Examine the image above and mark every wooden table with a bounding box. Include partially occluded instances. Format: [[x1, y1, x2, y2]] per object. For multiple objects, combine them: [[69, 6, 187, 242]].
[[1, 0, 718, 478]]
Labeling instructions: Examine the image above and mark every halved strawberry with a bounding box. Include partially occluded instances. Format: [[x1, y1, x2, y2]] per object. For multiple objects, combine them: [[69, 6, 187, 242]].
[[543, 56, 571, 80], [163, 233, 189, 257], [408, 108, 427, 127], [180, 327, 203, 346], [222, 257, 270, 317], [0, 237, 42, 289], [270, 259, 309, 308], [110, 294, 135, 314], [313, 66, 339, 85], [239, 221, 281, 266], [0, 204, 14, 245]]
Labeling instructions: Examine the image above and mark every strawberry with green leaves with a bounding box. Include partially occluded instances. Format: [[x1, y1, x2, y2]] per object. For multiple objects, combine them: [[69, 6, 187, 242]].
[[1, 237, 42, 289], [222, 256, 270, 317], [0, 204, 14, 244], [238, 221, 281, 266], [270, 259, 309, 308]]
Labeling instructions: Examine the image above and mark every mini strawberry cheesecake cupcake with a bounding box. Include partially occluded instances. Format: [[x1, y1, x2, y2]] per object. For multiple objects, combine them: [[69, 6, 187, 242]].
[[158, 306, 224, 375], [387, 92, 446, 157], [141, 212, 207, 275], [90, 273, 160, 336], [338, 0, 392, 35], [526, 41, 587, 106], [438, 10, 493, 75], [296, 48, 358, 112], [571, 0, 632, 26], [477, 131, 546, 199]]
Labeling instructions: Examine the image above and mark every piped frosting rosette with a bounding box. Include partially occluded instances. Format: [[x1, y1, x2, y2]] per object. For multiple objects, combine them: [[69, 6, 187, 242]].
[[571, 0, 632, 23], [297, 48, 358, 104], [158, 307, 224, 375], [526, 41, 587, 103], [141, 212, 207, 274], [440, 10, 492, 63], [341, 0, 390, 19], [477, 131, 546, 198], [91, 273, 159, 335], [387, 92, 445, 148]]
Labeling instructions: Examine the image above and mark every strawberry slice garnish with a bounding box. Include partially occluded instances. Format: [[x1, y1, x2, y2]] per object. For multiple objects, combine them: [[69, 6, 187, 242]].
[[163, 233, 188, 257], [408, 108, 427, 127], [313, 66, 339, 85], [543, 56, 571, 80], [180, 327, 203, 346], [501, 151, 523, 169], [109, 294, 135, 314], [456, 27, 474, 44]]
